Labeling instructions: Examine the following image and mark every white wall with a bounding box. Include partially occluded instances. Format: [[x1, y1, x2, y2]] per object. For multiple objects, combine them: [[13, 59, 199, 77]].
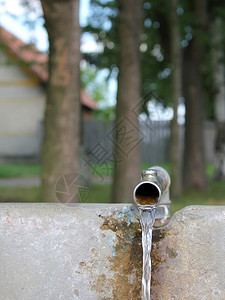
[[0, 50, 45, 157]]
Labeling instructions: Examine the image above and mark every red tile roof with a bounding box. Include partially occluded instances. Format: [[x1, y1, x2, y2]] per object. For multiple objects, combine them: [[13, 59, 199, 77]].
[[0, 26, 97, 110]]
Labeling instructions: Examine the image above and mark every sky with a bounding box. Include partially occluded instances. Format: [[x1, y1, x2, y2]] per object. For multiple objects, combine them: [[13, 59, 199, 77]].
[[0, 0, 185, 121], [0, 0, 91, 52], [0, 0, 119, 108]]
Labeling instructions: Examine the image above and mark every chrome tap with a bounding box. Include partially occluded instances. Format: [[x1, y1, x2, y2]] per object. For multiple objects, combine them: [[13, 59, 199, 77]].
[[133, 166, 171, 227]]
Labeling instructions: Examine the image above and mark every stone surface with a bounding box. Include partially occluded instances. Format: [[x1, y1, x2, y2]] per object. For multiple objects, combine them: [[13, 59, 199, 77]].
[[0, 203, 142, 300], [151, 205, 225, 300], [0, 204, 225, 299]]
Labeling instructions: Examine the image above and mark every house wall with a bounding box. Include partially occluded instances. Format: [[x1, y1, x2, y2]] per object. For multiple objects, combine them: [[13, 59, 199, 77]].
[[0, 49, 45, 157]]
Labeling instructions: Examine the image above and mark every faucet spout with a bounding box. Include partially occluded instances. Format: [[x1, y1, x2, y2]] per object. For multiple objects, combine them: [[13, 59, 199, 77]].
[[133, 166, 171, 226]]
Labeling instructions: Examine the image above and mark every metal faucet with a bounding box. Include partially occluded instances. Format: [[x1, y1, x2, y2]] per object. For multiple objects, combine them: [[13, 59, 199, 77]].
[[133, 166, 171, 227]]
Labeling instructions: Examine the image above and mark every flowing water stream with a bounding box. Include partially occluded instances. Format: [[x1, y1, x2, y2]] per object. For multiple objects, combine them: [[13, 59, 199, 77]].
[[138, 205, 157, 300]]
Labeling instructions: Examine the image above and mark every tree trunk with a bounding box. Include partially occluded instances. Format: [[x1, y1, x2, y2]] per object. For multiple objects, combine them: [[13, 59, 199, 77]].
[[40, 0, 81, 202], [215, 122, 225, 179], [111, 0, 142, 203], [183, 0, 207, 190], [211, 18, 225, 179], [211, 18, 225, 123], [169, 0, 182, 198]]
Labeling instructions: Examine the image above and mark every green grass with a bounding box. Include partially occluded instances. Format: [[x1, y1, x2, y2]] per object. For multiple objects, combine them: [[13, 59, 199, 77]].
[[0, 180, 224, 218], [142, 163, 215, 179], [92, 162, 171, 177], [86, 184, 111, 203], [0, 184, 111, 204], [0, 164, 41, 178], [0, 186, 41, 203], [0, 162, 224, 218], [0, 162, 170, 179], [0, 161, 215, 181], [87, 180, 225, 216], [170, 179, 225, 215]]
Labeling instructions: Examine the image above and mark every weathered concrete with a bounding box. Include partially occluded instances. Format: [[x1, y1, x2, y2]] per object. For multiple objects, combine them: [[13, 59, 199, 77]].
[[0, 204, 225, 300], [151, 205, 225, 300], [0, 203, 142, 300]]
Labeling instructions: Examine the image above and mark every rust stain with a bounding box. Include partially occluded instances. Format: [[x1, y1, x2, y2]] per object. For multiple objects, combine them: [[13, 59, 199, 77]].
[[99, 214, 143, 300], [151, 228, 173, 300], [166, 246, 178, 259], [150, 229, 166, 297], [92, 274, 114, 297], [78, 212, 167, 299], [79, 261, 86, 267]]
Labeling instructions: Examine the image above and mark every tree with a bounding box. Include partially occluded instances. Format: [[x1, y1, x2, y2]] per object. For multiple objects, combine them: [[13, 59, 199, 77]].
[[183, 0, 207, 190], [84, 0, 172, 108], [212, 17, 225, 123], [85, 0, 225, 194], [111, 0, 142, 203], [169, 0, 182, 198], [40, 0, 81, 202], [211, 16, 225, 179]]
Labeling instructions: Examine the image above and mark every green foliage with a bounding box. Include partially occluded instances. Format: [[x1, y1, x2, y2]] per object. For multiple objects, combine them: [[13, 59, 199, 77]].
[[81, 64, 109, 103], [81, 63, 116, 119], [84, 0, 225, 120], [93, 106, 115, 120], [84, 0, 175, 109], [19, 0, 43, 26], [141, 0, 172, 102], [83, 0, 119, 71], [3, 0, 224, 120]]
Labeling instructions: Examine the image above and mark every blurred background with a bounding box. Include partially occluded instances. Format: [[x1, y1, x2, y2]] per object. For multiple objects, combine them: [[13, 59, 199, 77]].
[[0, 0, 224, 214]]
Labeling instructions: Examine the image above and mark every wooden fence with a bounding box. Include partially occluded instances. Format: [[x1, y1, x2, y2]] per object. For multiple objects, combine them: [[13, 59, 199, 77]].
[[82, 119, 170, 164]]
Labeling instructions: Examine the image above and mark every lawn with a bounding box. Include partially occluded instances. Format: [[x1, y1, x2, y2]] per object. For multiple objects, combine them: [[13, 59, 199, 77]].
[[0, 180, 224, 216], [0, 186, 41, 203], [0, 162, 224, 216], [86, 181, 225, 214], [0, 164, 41, 178], [0, 162, 215, 179]]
